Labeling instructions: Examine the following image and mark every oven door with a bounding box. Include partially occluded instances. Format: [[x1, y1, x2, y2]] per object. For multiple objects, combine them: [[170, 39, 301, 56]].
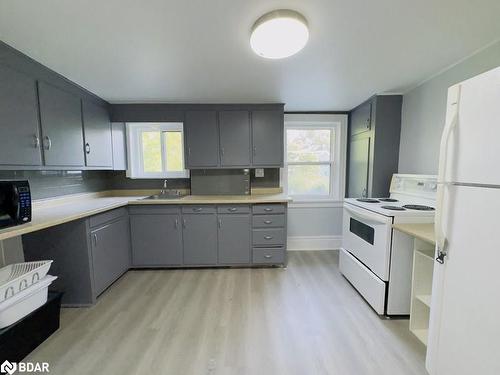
[[342, 204, 393, 280]]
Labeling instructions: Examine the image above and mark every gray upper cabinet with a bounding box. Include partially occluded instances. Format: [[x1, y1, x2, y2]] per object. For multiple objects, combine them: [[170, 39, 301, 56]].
[[346, 95, 402, 198], [91, 216, 130, 296], [0, 65, 42, 166], [182, 213, 218, 265], [347, 135, 371, 198], [219, 111, 251, 167], [130, 214, 183, 266], [184, 111, 219, 168], [350, 101, 372, 136], [251, 110, 284, 167], [82, 100, 113, 168], [38, 81, 85, 167], [218, 214, 251, 264]]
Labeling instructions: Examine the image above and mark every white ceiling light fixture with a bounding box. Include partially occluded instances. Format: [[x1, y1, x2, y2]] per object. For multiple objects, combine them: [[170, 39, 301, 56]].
[[250, 9, 309, 59]]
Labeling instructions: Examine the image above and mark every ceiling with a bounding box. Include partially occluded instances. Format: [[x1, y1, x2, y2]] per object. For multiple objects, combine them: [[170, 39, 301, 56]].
[[1, 0, 500, 111]]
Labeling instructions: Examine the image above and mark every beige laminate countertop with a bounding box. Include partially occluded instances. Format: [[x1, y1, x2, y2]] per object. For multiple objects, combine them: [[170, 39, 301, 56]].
[[0, 192, 291, 241], [392, 223, 436, 245]]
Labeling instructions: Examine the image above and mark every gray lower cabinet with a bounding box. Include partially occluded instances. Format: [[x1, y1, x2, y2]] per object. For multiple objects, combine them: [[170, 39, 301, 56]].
[[91, 216, 130, 295], [218, 214, 251, 264], [251, 110, 284, 167], [0, 65, 42, 166], [38, 81, 85, 167], [182, 213, 218, 265], [130, 213, 183, 266], [219, 111, 251, 167], [23, 208, 130, 306], [184, 111, 219, 168], [82, 100, 113, 168]]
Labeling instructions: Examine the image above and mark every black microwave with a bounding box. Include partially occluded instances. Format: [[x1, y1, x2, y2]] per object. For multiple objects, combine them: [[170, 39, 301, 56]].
[[0, 180, 32, 229]]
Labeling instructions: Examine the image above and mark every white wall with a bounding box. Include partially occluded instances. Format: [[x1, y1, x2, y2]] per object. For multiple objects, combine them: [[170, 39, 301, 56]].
[[399, 40, 500, 174]]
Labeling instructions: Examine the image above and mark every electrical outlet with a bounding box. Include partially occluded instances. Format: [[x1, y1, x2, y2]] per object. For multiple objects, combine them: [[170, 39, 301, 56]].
[[255, 168, 265, 178]]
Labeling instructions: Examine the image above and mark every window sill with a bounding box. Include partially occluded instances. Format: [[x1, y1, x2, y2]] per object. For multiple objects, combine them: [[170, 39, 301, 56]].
[[288, 199, 344, 209]]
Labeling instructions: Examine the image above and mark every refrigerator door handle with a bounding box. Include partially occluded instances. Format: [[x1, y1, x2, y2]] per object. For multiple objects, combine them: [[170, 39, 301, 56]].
[[435, 85, 461, 260]]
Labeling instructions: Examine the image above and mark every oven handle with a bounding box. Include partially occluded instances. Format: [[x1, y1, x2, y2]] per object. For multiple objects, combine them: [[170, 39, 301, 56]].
[[344, 205, 389, 225]]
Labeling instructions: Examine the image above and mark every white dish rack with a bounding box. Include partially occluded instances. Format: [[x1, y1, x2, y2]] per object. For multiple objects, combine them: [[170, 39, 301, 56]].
[[0, 260, 53, 303]]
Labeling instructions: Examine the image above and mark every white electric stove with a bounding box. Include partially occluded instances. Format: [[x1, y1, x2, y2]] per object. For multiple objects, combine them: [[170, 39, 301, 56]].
[[340, 174, 437, 316]]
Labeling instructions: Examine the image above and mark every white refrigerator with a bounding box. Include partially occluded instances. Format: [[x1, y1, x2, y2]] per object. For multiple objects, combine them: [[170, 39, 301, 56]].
[[427, 66, 500, 375]]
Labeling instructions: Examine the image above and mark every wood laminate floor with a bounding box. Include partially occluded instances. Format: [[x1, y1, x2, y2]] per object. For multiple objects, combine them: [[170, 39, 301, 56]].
[[26, 251, 428, 375]]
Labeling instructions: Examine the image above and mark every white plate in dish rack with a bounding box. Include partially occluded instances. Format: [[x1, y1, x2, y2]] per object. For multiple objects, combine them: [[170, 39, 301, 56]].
[[0, 260, 53, 303]]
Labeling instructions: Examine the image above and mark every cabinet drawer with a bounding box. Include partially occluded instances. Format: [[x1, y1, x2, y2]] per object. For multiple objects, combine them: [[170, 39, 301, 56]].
[[252, 204, 285, 215], [89, 207, 127, 228], [252, 228, 285, 246], [217, 205, 250, 214], [252, 214, 285, 228], [252, 248, 285, 264], [129, 205, 180, 215], [181, 205, 216, 214]]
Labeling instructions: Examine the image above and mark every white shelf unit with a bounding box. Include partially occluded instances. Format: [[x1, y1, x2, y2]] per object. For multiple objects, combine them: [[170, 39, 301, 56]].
[[409, 239, 435, 346]]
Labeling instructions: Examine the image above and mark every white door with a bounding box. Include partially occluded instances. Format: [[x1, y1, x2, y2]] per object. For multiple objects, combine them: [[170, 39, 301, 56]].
[[427, 185, 500, 375], [441, 66, 500, 186]]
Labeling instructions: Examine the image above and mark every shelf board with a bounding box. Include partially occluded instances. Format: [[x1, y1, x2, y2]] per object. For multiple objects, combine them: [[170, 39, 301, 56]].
[[411, 328, 429, 346], [416, 294, 431, 307], [415, 248, 435, 261]]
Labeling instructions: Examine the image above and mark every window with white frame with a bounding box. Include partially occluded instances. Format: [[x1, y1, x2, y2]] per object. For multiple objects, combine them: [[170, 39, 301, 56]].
[[283, 114, 347, 201], [126, 122, 189, 179]]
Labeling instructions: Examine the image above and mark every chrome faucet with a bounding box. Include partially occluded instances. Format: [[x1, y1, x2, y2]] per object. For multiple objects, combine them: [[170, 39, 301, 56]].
[[160, 179, 168, 195]]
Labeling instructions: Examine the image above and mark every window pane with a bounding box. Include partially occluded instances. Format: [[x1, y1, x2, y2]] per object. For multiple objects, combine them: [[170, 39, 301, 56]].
[[164, 131, 184, 171], [288, 164, 330, 196], [142, 131, 162, 172], [287, 129, 332, 162]]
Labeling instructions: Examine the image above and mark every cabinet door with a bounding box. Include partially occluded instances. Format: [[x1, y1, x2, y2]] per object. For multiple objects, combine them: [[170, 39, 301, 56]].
[[251, 110, 283, 166], [347, 135, 371, 198], [82, 100, 113, 168], [38, 81, 85, 167], [130, 214, 183, 266], [184, 111, 219, 168], [350, 101, 372, 136], [219, 111, 251, 167], [0, 65, 42, 166], [91, 217, 130, 296], [182, 214, 218, 265], [218, 214, 251, 264]]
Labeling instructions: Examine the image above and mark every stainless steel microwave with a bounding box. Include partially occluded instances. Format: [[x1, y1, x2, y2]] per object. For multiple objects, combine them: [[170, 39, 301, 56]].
[[0, 180, 32, 229]]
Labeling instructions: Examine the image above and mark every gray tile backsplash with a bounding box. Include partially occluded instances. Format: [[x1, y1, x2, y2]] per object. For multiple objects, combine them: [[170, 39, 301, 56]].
[[0, 168, 279, 200]]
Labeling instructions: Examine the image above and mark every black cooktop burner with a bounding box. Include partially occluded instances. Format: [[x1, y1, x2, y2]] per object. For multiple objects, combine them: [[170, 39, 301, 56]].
[[379, 198, 399, 202], [381, 205, 406, 211], [402, 205, 435, 211], [356, 198, 380, 203]]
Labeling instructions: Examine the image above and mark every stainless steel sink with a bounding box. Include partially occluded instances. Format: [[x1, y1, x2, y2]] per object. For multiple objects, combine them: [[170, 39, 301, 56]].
[[143, 193, 186, 200]]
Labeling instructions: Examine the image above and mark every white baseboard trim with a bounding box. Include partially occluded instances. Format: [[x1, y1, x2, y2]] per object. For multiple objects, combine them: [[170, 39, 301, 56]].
[[287, 235, 342, 251]]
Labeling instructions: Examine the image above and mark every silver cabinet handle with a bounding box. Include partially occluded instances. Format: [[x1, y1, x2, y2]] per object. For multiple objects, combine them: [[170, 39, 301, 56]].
[[221, 147, 225, 156], [188, 147, 191, 156], [218, 219, 222, 228], [264, 255, 272, 259], [253, 146, 257, 156], [193, 207, 202, 212], [174, 218, 179, 229], [264, 220, 272, 224], [43, 136, 52, 150], [264, 235, 273, 240], [182, 219, 186, 228], [93, 233, 98, 246], [33, 134, 40, 149], [85, 142, 91, 154], [228, 207, 237, 212], [264, 208, 273, 212]]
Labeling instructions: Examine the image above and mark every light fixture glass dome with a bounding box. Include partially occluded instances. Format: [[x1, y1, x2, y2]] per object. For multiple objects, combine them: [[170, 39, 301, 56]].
[[250, 9, 309, 59]]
